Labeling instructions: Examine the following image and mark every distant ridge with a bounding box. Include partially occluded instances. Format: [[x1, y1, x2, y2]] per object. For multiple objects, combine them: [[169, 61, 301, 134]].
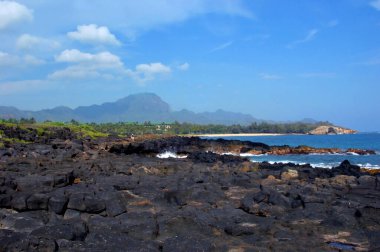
[[0, 93, 262, 125]]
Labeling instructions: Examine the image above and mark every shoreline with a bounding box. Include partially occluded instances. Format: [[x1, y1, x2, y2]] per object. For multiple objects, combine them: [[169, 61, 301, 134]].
[[1, 126, 380, 250], [186, 133, 291, 137]]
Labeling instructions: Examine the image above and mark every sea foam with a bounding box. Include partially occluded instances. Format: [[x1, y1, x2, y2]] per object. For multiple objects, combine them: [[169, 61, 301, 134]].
[[157, 151, 187, 159]]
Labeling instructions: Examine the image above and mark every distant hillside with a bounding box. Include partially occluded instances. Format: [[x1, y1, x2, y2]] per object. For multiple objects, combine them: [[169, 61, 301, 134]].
[[0, 93, 261, 125]]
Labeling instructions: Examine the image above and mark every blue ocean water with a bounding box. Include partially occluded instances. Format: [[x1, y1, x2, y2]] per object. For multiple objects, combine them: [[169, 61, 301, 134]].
[[205, 133, 380, 169]]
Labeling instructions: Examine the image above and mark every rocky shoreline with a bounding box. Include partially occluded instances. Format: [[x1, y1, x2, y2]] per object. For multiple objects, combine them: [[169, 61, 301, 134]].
[[110, 136, 376, 156], [0, 130, 380, 251]]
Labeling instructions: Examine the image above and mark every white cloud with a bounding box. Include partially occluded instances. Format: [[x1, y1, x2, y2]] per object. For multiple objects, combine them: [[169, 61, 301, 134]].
[[0, 1, 33, 29], [0, 51, 44, 67], [51, 49, 172, 83], [68, 24, 121, 46], [55, 49, 123, 67], [288, 29, 319, 48], [49, 65, 106, 80], [16, 34, 60, 51], [50, 57, 171, 82], [50, 49, 123, 80], [127, 62, 171, 83], [136, 62, 171, 74], [210, 41, 233, 53], [177, 62, 189, 71], [259, 73, 283, 80], [55, 49, 93, 63], [370, 0, 380, 10]]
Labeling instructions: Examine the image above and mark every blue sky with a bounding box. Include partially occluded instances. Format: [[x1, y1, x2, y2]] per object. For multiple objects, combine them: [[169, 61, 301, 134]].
[[0, 0, 379, 131]]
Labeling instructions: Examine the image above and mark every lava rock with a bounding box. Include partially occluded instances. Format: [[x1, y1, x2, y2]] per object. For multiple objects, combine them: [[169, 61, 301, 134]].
[[30, 220, 88, 241], [48, 195, 68, 214], [332, 160, 361, 177]]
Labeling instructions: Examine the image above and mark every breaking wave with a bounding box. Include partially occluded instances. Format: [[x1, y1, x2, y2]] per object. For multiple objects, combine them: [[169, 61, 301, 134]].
[[157, 151, 188, 159], [248, 159, 380, 169]]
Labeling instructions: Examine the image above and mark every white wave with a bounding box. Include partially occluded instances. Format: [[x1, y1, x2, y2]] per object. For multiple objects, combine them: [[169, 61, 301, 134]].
[[249, 159, 336, 169], [308, 153, 341, 156], [357, 163, 380, 169], [221, 152, 238, 156], [310, 163, 334, 169], [346, 152, 359, 156], [250, 160, 308, 166], [219, 152, 266, 157], [249, 159, 380, 169], [156, 151, 187, 159], [240, 153, 265, 157]]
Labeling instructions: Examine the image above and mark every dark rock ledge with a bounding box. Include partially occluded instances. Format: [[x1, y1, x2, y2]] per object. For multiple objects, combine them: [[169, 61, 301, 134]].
[[110, 136, 376, 156], [0, 136, 379, 251]]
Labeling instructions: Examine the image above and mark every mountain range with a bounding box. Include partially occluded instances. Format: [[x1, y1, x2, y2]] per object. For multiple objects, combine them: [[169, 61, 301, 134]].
[[0, 93, 267, 125]]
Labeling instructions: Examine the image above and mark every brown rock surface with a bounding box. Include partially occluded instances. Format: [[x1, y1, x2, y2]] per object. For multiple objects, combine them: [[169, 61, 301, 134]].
[[309, 125, 357, 135]]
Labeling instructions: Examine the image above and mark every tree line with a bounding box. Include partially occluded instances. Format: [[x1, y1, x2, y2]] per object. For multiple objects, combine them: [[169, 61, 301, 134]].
[[0, 118, 332, 136]]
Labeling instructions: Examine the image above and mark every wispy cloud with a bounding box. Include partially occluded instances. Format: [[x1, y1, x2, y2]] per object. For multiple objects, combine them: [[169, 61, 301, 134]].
[[17, 34, 60, 51], [210, 41, 233, 53], [370, 0, 380, 10], [177, 62, 190, 71], [0, 80, 46, 95], [287, 29, 319, 48], [353, 57, 380, 66], [327, 19, 339, 27], [0, 51, 45, 67], [55, 0, 253, 40], [297, 72, 336, 78], [244, 34, 271, 44], [259, 73, 283, 80]]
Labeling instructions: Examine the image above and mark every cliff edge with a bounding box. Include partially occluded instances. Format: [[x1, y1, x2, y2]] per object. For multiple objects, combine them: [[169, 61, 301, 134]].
[[309, 125, 357, 135]]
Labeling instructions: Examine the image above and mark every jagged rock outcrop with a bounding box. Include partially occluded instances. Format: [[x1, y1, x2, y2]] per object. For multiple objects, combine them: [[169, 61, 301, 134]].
[[309, 125, 357, 135], [109, 136, 375, 156], [0, 130, 379, 251]]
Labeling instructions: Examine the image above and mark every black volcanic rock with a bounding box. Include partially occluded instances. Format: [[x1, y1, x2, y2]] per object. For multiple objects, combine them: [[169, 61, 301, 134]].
[[187, 151, 249, 164], [331, 160, 361, 177], [1, 129, 380, 251]]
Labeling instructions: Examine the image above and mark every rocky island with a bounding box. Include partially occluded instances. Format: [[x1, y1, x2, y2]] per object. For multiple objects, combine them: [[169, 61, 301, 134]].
[[0, 124, 379, 251]]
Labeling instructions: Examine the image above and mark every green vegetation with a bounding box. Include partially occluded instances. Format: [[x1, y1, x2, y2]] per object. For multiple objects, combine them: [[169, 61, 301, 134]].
[[91, 122, 331, 136], [91, 121, 331, 135], [67, 124, 108, 138], [0, 119, 108, 148], [0, 118, 332, 147]]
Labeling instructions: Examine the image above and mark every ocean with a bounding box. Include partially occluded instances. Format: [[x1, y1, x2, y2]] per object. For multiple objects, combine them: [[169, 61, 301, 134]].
[[204, 133, 380, 169]]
